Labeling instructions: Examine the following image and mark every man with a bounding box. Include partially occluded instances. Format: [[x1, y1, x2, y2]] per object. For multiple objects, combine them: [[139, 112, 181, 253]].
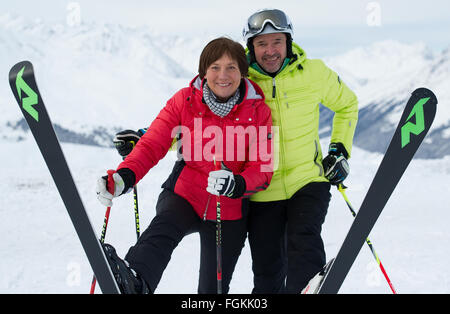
[[243, 9, 358, 293]]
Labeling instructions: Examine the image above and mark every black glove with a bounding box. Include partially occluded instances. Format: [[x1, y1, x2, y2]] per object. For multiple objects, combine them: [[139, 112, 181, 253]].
[[113, 128, 147, 157], [322, 142, 350, 185]]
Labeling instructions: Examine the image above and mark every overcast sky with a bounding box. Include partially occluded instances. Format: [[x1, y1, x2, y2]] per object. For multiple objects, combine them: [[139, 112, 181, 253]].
[[1, 0, 449, 56]]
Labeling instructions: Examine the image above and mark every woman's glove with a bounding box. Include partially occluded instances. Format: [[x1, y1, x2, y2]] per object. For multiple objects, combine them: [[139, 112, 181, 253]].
[[96, 169, 135, 206], [206, 162, 246, 199], [207, 169, 236, 197]]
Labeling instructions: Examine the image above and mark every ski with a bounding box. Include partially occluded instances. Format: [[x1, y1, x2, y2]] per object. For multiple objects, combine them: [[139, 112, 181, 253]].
[[9, 61, 120, 294], [318, 87, 437, 294]]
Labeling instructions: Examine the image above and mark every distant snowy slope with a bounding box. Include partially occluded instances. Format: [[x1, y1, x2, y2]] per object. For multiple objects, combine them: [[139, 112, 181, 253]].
[[325, 40, 450, 126], [321, 40, 450, 158]]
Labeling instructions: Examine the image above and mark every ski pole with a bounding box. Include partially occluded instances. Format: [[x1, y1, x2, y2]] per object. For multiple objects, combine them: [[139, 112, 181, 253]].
[[213, 156, 223, 294], [337, 183, 397, 294], [121, 154, 140, 241], [116, 141, 140, 241], [133, 186, 140, 240], [90, 170, 115, 294]]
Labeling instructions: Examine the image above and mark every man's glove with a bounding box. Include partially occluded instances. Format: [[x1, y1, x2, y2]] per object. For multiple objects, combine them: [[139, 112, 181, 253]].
[[113, 129, 147, 157], [322, 142, 350, 185], [206, 163, 246, 198]]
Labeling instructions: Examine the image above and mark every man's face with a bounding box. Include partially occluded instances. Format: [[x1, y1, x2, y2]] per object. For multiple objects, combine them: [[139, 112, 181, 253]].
[[252, 32, 287, 74]]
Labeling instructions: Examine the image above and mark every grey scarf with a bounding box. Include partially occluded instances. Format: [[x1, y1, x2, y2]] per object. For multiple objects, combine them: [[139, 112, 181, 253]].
[[203, 82, 240, 118]]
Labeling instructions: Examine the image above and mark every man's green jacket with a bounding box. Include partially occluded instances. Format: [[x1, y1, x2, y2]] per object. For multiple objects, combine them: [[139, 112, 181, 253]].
[[248, 42, 358, 202]]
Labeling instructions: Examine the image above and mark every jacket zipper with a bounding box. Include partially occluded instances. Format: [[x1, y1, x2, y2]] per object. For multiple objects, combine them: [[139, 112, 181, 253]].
[[272, 77, 276, 98], [313, 140, 324, 176], [271, 77, 288, 198]]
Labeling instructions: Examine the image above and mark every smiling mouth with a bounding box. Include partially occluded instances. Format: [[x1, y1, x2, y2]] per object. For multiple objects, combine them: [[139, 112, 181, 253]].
[[263, 55, 280, 63]]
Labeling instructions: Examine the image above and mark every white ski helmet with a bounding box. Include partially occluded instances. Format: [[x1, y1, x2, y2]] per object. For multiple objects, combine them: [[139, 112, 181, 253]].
[[243, 8, 294, 43]]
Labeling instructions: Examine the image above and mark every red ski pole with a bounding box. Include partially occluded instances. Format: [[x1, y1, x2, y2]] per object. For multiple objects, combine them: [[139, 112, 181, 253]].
[[338, 184, 397, 294], [213, 156, 223, 294], [90, 170, 115, 294]]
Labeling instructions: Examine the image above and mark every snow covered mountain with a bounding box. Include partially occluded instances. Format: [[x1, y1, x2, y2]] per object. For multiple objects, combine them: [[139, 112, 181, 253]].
[[1, 14, 449, 157], [321, 41, 450, 158]]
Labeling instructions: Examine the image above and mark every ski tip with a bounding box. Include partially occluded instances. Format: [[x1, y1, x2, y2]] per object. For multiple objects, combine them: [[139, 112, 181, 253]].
[[9, 60, 34, 82], [407, 87, 438, 132], [10, 60, 33, 69], [412, 87, 438, 104]]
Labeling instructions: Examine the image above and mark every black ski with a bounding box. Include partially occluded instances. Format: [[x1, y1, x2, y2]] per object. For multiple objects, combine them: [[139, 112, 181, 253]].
[[9, 61, 120, 294], [318, 87, 437, 294]]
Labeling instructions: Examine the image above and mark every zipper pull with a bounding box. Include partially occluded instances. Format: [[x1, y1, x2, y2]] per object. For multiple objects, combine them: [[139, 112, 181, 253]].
[[272, 77, 276, 98]]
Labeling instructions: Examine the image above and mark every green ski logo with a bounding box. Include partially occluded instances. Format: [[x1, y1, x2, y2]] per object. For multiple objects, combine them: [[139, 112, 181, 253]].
[[15, 66, 39, 122], [401, 97, 430, 148]]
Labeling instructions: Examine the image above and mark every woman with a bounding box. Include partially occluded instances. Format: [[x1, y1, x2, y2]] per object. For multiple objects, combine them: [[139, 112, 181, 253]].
[[96, 37, 273, 294]]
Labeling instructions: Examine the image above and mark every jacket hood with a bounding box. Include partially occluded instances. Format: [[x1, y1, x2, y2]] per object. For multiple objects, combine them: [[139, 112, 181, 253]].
[[291, 42, 307, 64]]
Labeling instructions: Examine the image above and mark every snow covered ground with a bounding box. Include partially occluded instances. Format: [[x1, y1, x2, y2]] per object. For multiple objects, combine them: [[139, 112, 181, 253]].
[[1, 136, 449, 294]]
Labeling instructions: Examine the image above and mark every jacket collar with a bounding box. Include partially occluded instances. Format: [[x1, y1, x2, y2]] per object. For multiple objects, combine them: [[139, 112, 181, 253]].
[[189, 75, 263, 102]]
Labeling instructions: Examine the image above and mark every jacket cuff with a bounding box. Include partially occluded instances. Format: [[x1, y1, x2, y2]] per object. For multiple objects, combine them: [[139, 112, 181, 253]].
[[328, 142, 349, 159], [230, 175, 246, 199], [116, 168, 136, 195]]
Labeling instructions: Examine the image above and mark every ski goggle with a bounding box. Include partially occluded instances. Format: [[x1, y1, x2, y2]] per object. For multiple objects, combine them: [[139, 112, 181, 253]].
[[243, 9, 293, 42]]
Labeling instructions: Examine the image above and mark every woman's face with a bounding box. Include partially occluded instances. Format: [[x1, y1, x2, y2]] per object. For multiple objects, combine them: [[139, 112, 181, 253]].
[[204, 54, 242, 102]]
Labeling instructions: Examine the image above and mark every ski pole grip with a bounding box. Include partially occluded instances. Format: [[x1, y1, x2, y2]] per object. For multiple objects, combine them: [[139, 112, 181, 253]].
[[106, 170, 115, 195]]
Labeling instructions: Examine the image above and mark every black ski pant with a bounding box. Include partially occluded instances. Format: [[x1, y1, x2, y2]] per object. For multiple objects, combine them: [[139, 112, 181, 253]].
[[248, 198, 287, 293], [248, 182, 331, 294], [125, 189, 247, 294]]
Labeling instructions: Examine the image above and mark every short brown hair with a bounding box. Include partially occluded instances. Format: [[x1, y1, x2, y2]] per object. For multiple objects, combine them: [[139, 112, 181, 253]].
[[198, 37, 248, 79]]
